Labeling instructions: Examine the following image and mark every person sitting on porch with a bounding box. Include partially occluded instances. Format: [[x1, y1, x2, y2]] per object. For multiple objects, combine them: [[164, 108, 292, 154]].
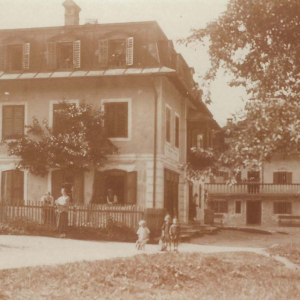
[[107, 189, 118, 205], [55, 188, 70, 238]]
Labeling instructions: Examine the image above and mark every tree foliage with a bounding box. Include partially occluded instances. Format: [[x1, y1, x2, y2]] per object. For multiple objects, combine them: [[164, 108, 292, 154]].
[[182, 0, 300, 176], [3, 101, 117, 176]]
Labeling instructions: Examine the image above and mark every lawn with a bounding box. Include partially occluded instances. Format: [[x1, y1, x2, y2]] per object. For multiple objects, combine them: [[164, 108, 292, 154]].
[[0, 251, 300, 300], [268, 242, 300, 266]]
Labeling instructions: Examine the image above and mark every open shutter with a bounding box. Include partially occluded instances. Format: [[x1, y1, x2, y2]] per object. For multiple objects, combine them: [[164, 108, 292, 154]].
[[0, 45, 7, 71], [73, 172, 84, 204], [12, 171, 24, 205], [47, 42, 57, 70], [1, 171, 12, 203], [22, 43, 30, 70], [51, 169, 64, 201], [116, 102, 128, 137], [125, 171, 137, 204], [273, 172, 279, 184], [98, 39, 108, 68], [13, 106, 25, 137], [287, 172, 293, 184], [2, 106, 14, 139], [73, 40, 81, 69], [92, 171, 106, 204], [126, 37, 134, 66]]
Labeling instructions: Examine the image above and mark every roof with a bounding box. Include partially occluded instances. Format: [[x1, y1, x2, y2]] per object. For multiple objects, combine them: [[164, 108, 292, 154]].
[[0, 67, 176, 81], [187, 110, 220, 130]]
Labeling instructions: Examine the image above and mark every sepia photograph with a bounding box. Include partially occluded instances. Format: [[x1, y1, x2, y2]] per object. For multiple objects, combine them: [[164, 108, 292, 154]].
[[0, 0, 300, 299]]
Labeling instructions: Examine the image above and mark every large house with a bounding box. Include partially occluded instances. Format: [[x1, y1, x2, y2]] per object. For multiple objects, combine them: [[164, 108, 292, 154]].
[[204, 119, 300, 227], [0, 0, 218, 223]]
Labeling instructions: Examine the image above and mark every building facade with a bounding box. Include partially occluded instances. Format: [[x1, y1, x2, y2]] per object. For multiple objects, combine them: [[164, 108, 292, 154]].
[[0, 0, 217, 223]]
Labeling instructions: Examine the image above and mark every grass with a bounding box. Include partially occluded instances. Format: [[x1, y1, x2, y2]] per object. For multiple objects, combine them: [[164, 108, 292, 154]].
[[268, 242, 300, 265], [0, 251, 300, 300]]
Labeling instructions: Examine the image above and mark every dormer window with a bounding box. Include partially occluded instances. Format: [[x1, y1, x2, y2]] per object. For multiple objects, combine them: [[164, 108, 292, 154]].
[[0, 40, 30, 72], [47, 37, 81, 70], [98, 35, 134, 68]]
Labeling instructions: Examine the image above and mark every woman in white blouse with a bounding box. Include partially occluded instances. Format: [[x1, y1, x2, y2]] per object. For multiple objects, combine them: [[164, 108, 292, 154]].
[[55, 188, 70, 238], [107, 189, 118, 205]]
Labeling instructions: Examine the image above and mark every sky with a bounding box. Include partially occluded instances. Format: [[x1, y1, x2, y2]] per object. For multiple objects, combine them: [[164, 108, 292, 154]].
[[0, 0, 247, 126]]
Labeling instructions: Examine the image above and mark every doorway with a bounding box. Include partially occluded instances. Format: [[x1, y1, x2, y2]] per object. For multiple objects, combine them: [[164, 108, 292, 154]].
[[164, 169, 179, 218], [246, 200, 261, 225]]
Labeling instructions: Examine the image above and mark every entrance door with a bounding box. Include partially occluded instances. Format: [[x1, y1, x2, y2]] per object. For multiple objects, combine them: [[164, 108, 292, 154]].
[[246, 200, 261, 225], [164, 169, 179, 218]]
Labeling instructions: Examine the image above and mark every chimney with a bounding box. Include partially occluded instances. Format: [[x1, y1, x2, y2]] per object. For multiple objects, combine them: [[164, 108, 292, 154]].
[[227, 118, 233, 126], [62, 0, 81, 26]]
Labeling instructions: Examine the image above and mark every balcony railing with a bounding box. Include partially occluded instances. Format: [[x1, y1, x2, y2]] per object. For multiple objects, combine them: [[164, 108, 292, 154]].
[[205, 183, 300, 195]]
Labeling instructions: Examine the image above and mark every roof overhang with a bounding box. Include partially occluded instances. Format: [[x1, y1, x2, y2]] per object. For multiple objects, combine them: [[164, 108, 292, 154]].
[[187, 110, 220, 130]]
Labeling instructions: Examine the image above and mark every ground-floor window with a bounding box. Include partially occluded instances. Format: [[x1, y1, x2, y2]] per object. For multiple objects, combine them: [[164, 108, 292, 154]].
[[274, 202, 292, 214], [235, 201, 241, 214], [93, 169, 137, 205], [1, 170, 24, 205], [213, 200, 228, 213], [51, 170, 84, 203]]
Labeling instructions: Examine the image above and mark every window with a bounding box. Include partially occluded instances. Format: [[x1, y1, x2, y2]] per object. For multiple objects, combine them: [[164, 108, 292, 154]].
[[216, 171, 229, 180], [274, 202, 292, 214], [175, 115, 180, 148], [1, 170, 24, 205], [52, 102, 76, 134], [2, 105, 25, 139], [166, 106, 171, 143], [98, 37, 134, 68], [0, 43, 30, 72], [235, 201, 241, 214], [213, 201, 228, 213], [105, 102, 128, 138], [47, 40, 81, 70], [273, 172, 292, 184]]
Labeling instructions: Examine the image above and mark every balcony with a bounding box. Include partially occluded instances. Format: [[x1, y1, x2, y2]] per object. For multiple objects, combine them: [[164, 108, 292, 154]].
[[205, 183, 300, 195]]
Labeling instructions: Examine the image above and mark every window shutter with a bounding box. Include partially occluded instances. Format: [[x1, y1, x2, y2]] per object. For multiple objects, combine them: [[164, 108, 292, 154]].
[[273, 172, 279, 184], [13, 106, 25, 137], [73, 172, 84, 204], [0, 45, 7, 71], [126, 37, 134, 66], [175, 116, 179, 148], [166, 107, 171, 143], [47, 42, 57, 70], [125, 171, 137, 204], [287, 172, 293, 184], [1, 171, 12, 203], [2, 106, 14, 139], [116, 102, 128, 137], [12, 171, 24, 205], [22, 43, 30, 70], [73, 40, 81, 69], [98, 39, 108, 67], [51, 169, 65, 201]]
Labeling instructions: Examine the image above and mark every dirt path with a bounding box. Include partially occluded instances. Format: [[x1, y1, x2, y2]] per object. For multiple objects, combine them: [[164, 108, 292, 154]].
[[0, 235, 267, 271]]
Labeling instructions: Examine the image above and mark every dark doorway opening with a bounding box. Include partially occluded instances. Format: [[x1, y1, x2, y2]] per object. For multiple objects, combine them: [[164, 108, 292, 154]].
[[188, 181, 194, 221], [246, 200, 261, 225], [164, 169, 179, 218]]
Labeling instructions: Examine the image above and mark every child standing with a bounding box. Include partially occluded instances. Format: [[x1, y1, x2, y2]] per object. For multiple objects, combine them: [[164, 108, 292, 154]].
[[160, 214, 172, 251], [169, 218, 180, 252], [136, 220, 150, 250]]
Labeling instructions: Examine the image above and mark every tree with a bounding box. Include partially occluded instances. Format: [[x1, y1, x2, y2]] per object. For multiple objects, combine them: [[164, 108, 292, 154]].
[[182, 0, 300, 175], [3, 100, 117, 201]]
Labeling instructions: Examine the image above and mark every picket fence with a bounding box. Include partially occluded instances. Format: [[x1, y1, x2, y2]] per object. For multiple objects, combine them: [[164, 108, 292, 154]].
[[0, 201, 145, 230]]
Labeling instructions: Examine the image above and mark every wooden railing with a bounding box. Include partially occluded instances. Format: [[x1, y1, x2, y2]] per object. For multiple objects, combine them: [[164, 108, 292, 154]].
[[205, 183, 300, 195], [0, 201, 145, 230]]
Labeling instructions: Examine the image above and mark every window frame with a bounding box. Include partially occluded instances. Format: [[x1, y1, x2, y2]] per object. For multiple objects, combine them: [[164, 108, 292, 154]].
[[273, 172, 292, 184], [174, 113, 180, 149], [101, 98, 132, 142], [213, 200, 228, 214], [165, 104, 172, 145], [0, 102, 27, 141], [49, 100, 79, 130], [235, 200, 242, 214], [274, 201, 292, 214]]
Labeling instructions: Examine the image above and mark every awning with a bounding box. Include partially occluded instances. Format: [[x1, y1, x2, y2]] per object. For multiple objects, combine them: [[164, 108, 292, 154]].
[[0, 66, 176, 81]]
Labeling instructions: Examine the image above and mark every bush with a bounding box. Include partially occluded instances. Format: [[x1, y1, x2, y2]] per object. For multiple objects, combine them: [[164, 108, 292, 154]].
[[0, 217, 137, 242]]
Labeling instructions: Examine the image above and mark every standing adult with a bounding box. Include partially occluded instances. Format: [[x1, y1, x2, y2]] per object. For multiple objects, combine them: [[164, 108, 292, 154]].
[[192, 193, 198, 221], [41, 192, 54, 225], [106, 189, 118, 205], [55, 188, 70, 238]]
